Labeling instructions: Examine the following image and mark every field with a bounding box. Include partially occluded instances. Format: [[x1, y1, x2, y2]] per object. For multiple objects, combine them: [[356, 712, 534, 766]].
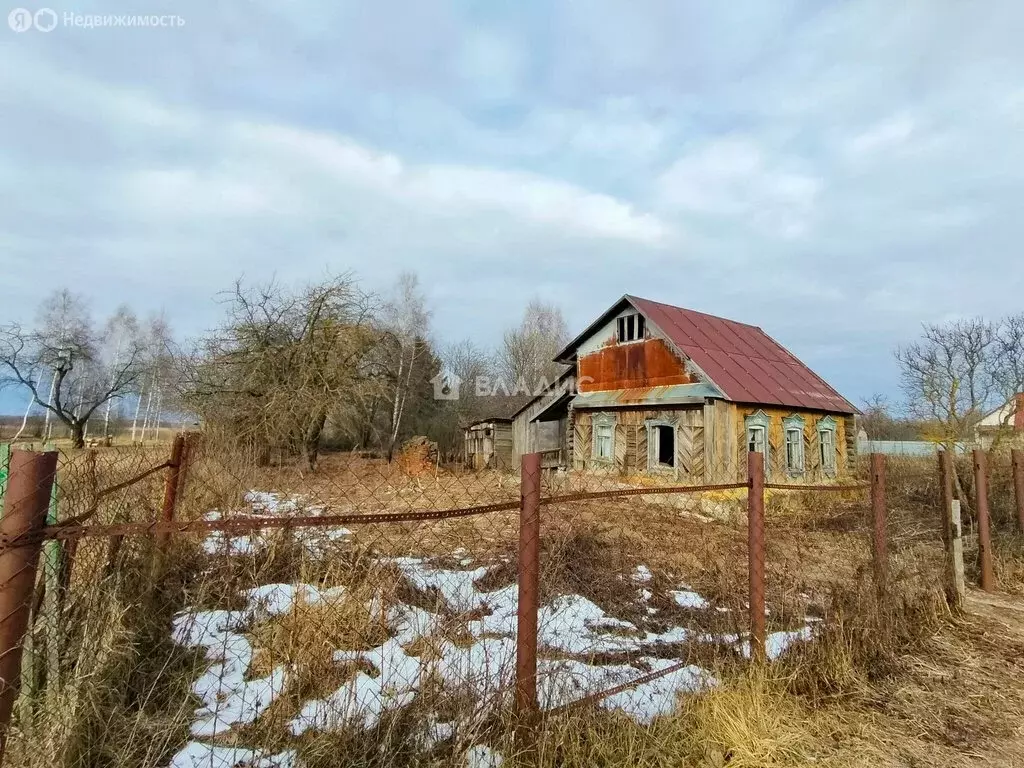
[[2, 443, 1024, 767]]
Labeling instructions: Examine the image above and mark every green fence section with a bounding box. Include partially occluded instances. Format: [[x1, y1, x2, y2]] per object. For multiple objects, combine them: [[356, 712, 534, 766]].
[[0, 443, 10, 513]]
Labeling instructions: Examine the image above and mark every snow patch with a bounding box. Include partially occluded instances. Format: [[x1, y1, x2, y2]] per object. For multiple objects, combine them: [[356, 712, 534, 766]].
[[466, 745, 504, 768], [169, 743, 296, 768], [671, 589, 710, 610]]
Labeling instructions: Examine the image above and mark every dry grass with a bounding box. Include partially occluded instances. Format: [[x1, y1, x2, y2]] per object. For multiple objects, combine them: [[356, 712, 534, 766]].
[[6, 444, 1024, 767]]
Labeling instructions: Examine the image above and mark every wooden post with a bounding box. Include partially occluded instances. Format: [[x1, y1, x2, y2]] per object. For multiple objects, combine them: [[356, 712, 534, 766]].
[[949, 500, 966, 609], [157, 435, 186, 552], [938, 449, 954, 550], [515, 453, 541, 754], [0, 450, 57, 762], [871, 454, 888, 596], [747, 451, 766, 662], [1012, 449, 1024, 533], [973, 449, 995, 592]]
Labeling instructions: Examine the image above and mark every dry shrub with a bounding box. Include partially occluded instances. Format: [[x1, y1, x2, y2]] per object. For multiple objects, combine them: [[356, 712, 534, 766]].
[[680, 670, 812, 767], [992, 532, 1024, 594], [250, 582, 392, 694], [781, 555, 946, 704], [6, 539, 204, 768], [531, 670, 815, 768]]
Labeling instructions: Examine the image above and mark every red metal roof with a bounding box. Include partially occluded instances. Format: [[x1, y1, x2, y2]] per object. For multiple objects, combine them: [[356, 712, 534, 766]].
[[626, 296, 857, 414]]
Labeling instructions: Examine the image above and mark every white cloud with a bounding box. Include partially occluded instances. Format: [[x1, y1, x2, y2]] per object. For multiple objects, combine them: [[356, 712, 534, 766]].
[[656, 137, 821, 238], [845, 113, 915, 158], [3, 0, 1024, 414]]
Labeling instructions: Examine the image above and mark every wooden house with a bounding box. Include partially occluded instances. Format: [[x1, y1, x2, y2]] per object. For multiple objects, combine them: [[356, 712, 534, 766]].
[[504, 295, 858, 482], [463, 418, 514, 470]]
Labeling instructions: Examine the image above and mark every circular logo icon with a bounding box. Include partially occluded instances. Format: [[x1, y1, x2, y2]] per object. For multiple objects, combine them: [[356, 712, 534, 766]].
[[34, 7, 57, 32], [8, 7, 33, 31]]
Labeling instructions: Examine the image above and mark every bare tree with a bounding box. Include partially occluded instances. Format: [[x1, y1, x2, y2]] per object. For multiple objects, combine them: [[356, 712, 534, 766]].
[[993, 314, 1024, 408], [896, 318, 996, 444], [0, 290, 145, 448], [137, 313, 175, 442], [381, 272, 432, 461], [857, 394, 926, 441], [101, 305, 140, 438], [496, 298, 569, 411], [433, 339, 495, 458], [181, 274, 378, 470]]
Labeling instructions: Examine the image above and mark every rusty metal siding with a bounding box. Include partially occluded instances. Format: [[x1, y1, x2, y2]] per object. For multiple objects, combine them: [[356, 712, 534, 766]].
[[578, 338, 695, 393]]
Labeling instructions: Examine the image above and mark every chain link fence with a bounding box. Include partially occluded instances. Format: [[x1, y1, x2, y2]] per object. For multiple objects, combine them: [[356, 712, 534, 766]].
[[0, 438, 1018, 767]]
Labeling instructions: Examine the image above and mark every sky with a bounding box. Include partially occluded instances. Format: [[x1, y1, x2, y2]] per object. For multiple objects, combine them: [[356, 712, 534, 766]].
[[1, 1, 1023, 414]]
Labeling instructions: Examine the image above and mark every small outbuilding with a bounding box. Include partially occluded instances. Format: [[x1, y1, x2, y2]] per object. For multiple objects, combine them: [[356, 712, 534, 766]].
[[464, 418, 514, 470]]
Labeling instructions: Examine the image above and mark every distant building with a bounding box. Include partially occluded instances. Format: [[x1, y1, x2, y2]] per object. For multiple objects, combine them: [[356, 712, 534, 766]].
[[975, 393, 1024, 449], [463, 418, 513, 470]]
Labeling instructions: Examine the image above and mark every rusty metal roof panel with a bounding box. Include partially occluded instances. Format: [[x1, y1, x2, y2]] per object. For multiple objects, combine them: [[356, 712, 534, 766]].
[[627, 296, 857, 414]]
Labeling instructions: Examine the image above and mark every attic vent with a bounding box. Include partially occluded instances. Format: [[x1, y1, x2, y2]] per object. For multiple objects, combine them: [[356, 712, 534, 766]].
[[616, 313, 645, 343]]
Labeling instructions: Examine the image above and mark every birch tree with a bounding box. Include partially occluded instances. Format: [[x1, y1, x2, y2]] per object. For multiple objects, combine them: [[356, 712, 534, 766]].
[[101, 306, 140, 438], [381, 272, 431, 461], [496, 298, 569, 410]]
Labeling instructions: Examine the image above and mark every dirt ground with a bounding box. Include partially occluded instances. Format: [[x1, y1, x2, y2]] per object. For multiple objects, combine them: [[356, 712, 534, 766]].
[[812, 590, 1024, 768]]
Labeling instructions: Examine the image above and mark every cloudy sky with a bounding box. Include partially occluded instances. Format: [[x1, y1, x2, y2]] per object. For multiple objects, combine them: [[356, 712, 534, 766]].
[[2, 1, 1023, 413]]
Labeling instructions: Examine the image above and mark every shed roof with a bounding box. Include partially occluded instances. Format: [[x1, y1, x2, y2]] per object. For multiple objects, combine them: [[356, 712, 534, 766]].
[[465, 417, 513, 429], [555, 295, 857, 415]]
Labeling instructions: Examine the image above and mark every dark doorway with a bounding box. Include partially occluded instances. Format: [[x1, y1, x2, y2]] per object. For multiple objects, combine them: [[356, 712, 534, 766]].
[[654, 425, 675, 467]]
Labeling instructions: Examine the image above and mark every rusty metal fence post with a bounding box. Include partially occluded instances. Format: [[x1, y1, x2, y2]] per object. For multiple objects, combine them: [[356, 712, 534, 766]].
[[0, 450, 58, 762], [1012, 449, 1024, 533], [973, 449, 995, 592], [515, 452, 541, 744], [870, 454, 888, 596], [746, 451, 766, 662]]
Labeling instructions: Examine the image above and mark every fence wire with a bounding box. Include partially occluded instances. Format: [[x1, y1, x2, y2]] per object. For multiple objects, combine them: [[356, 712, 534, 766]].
[[0, 438, 1017, 768]]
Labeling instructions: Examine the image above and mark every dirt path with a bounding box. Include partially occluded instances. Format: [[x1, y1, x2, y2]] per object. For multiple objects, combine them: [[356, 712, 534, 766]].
[[965, 588, 1024, 641]]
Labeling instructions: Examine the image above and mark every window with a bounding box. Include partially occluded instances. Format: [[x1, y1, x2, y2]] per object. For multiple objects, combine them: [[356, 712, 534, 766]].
[[649, 423, 676, 468], [745, 410, 770, 470], [616, 313, 646, 342], [747, 426, 766, 454], [785, 429, 804, 473], [594, 424, 613, 460], [783, 414, 805, 474], [592, 415, 616, 461], [818, 416, 838, 474]]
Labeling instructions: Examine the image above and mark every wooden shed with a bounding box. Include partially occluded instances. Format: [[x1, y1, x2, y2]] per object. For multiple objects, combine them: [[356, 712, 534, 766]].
[[464, 418, 514, 470]]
